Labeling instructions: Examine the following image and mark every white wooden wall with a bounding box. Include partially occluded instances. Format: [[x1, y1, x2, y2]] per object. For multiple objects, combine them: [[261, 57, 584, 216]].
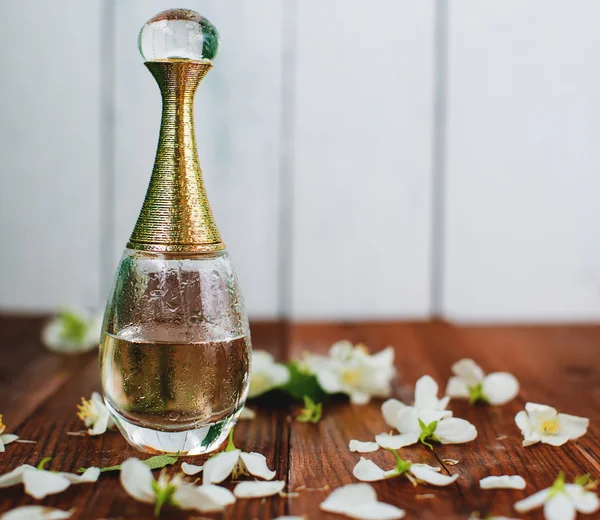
[[1, 1, 600, 323]]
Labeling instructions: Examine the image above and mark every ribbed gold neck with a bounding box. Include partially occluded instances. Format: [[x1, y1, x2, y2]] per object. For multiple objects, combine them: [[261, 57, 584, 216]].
[[127, 60, 224, 253]]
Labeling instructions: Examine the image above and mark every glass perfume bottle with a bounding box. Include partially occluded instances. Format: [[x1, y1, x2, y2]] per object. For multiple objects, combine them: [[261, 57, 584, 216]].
[[100, 9, 251, 455]]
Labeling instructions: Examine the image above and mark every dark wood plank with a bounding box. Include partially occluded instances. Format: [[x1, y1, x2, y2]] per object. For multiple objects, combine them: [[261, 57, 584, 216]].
[[0, 320, 290, 520]]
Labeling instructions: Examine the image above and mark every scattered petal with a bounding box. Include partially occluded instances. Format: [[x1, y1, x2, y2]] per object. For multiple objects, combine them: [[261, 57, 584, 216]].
[[349, 440, 380, 453], [203, 450, 241, 485], [234, 480, 285, 498], [239, 452, 276, 481], [381, 399, 405, 429], [320, 483, 405, 520], [120, 458, 154, 504], [181, 462, 204, 476], [515, 489, 551, 513], [434, 417, 478, 444], [353, 458, 390, 482], [482, 372, 520, 406], [375, 432, 419, 450], [1, 506, 73, 520], [410, 465, 459, 487], [480, 475, 526, 490], [441, 459, 459, 466]]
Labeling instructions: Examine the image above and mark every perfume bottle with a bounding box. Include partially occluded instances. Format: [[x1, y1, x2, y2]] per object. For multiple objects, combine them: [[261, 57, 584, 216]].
[[100, 9, 251, 455]]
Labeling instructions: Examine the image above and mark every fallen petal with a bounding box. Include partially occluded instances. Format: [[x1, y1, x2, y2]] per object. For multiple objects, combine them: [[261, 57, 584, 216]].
[[565, 484, 600, 514], [413, 376, 442, 410], [240, 452, 276, 480], [381, 399, 405, 429], [544, 492, 576, 520], [1, 506, 73, 520], [445, 377, 470, 399], [174, 482, 235, 512], [321, 483, 404, 520], [203, 450, 240, 485], [435, 418, 477, 444], [557, 413, 589, 440], [479, 475, 526, 490], [120, 458, 155, 504], [514, 488, 551, 513], [482, 372, 519, 405], [349, 440, 380, 453], [409, 465, 458, 487], [22, 470, 71, 500], [233, 480, 285, 498], [353, 458, 390, 482], [451, 359, 484, 383], [0, 435, 19, 446], [0, 466, 27, 488], [375, 432, 419, 450], [181, 462, 204, 476]]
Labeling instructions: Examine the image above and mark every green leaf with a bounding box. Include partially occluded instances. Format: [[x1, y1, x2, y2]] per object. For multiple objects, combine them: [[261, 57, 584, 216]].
[[281, 361, 326, 402], [467, 382, 489, 405], [79, 453, 178, 474], [296, 395, 323, 424]]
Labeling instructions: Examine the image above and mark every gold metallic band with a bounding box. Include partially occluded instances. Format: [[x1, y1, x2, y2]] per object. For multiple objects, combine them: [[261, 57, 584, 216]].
[[127, 59, 225, 253]]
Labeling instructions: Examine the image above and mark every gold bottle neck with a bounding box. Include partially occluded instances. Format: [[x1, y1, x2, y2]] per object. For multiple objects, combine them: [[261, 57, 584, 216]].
[[127, 60, 225, 253]]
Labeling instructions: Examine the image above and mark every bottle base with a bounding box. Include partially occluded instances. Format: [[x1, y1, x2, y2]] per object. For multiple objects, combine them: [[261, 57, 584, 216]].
[[106, 401, 243, 456]]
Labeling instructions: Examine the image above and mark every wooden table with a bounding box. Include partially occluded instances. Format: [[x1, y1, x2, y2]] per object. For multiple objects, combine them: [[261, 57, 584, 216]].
[[1, 316, 599, 519]]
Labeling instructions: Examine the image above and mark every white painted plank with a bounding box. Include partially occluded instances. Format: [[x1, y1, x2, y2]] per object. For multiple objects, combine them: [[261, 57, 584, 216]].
[[0, 0, 102, 312], [444, 1, 600, 322], [113, 0, 283, 319], [291, 1, 435, 319]]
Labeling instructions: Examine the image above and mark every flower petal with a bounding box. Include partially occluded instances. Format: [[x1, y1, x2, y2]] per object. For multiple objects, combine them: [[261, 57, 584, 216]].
[[0, 434, 19, 446], [1, 506, 74, 519], [482, 373, 519, 405], [413, 376, 442, 410], [0, 438, 4, 452], [351, 502, 406, 520], [515, 411, 532, 436], [409, 465, 458, 487], [540, 434, 571, 447], [174, 482, 235, 512], [479, 475, 526, 490], [375, 432, 419, 450], [321, 483, 378, 515], [544, 493, 576, 520], [381, 399, 405, 429], [350, 391, 371, 405], [203, 450, 240, 485], [451, 359, 484, 384], [181, 462, 204, 476], [59, 467, 100, 484], [233, 480, 285, 498], [396, 407, 452, 434], [22, 470, 71, 500], [514, 488, 551, 513], [557, 413, 589, 440], [435, 418, 478, 444], [239, 452, 276, 481], [119, 458, 155, 503], [565, 484, 600, 514], [353, 457, 390, 482], [525, 402, 557, 423], [0, 465, 27, 488], [349, 440, 380, 453], [314, 366, 344, 395], [445, 377, 470, 399], [239, 407, 256, 420]]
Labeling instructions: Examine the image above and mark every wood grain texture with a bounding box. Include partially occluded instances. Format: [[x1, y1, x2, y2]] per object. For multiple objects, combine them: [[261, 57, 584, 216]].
[[0, 318, 598, 519]]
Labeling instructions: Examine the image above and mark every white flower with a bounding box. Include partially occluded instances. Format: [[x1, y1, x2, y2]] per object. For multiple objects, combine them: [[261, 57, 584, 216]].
[[234, 480, 285, 498], [0, 415, 19, 452], [0, 459, 99, 499], [120, 458, 235, 516], [320, 483, 406, 520], [197, 429, 276, 484], [381, 375, 449, 430], [304, 341, 395, 405], [514, 473, 599, 520], [349, 440, 380, 453], [248, 351, 290, 398], [76, 392, 115, 436], [515, 402, 589, 447], [1, 506, 73, 519], [42, 309, 101, 354], [446, 359, 519, 405], [382, 404, 477, 448], [480, 475, 526, 490], [353, 452, 459, 487]]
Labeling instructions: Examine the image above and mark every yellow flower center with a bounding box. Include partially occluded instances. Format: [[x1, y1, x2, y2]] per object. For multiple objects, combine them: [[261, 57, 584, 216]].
[[76, 397, 96, 424], [540, 419, 560, 435], [341, 368, 361, 386], [0, 415, 5, 435]]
